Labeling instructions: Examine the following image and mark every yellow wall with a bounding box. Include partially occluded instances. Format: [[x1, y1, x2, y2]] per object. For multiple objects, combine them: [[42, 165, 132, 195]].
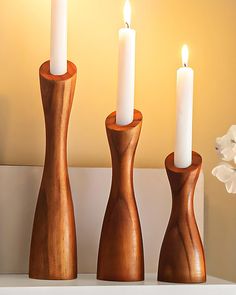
[[1, 0, 236, 281]]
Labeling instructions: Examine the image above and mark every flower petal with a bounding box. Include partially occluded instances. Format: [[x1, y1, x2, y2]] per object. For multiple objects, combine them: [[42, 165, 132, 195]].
[[225, 179, 236, 194], [212, 164, 234, 183], [227, 125, 236, 141], [221, 147, 236, 161], [215, 126, 236, 161]]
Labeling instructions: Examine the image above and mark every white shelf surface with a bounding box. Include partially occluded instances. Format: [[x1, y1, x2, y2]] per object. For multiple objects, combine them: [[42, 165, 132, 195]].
[[0, 274, 234, 295]]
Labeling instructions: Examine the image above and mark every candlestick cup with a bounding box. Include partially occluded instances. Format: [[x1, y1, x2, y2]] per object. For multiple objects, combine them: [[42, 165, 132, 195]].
[[29, 61, 77, 280], [97, 110, 144, 282], [158, 152, 206, 283]]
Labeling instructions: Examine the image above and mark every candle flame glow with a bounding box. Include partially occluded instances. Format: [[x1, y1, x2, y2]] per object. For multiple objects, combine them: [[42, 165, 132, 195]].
[[124, 0, 131, 28], [182, 44, 189, 67]]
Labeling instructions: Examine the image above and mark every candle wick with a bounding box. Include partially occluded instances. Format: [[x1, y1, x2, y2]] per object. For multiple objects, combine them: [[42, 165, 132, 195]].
[[184, 63, 187, 67], [125, 22, 130, 29]]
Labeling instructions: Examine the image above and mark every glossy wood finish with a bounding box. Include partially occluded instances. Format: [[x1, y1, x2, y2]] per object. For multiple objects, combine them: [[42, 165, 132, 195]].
[[158, 152, 206, 283], [97, 110, 144, 282], [29, 61, 77, 280]]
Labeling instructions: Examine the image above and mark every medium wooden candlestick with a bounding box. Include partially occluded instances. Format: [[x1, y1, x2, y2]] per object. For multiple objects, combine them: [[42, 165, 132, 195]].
[[158, 152, 206, 284], [29, 61, 77, 280], [97, 110, 144, 282]]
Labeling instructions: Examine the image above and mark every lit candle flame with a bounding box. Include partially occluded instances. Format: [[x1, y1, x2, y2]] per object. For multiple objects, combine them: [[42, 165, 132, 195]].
[[124, 0, 131, 28], [182, 44, 189, 67]]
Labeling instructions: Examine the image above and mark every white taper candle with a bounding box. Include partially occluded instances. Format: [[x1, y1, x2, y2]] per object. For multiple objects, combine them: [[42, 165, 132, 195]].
[[50, 0, 67, 75], [174, 45, 194, 168], [116, 0, 136, 126]]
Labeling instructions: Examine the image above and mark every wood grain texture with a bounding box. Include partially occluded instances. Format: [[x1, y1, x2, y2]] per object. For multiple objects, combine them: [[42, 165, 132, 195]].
[[97, 110, 144, 282], [158, 152, 206, 283], [29, 61, 77, 280]]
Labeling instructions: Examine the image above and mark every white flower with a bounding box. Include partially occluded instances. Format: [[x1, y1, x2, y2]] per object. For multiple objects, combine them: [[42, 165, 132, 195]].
[[215, 125, 236, 163], [212, 163, 236, 194]]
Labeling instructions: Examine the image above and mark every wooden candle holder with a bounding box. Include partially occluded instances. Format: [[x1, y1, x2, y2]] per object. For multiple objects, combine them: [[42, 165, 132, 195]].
[[29, 61, 77, 280], [97, 110, 144, 282], [158, 152, 206, 283]]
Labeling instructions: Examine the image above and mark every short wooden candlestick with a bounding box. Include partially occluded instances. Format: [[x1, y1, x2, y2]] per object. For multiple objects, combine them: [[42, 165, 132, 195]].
[[97, 110, 144, 282], [158, 152, 206, 284], [29, 61, 77, 280]]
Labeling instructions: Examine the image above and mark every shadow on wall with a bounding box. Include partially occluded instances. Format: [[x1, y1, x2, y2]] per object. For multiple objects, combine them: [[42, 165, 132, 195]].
[[0, 97, 10, 163], [0, 166, 40, 273]]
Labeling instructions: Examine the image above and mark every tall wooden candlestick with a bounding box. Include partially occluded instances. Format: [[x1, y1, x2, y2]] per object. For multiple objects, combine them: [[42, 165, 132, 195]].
[[29, 61, 77, 280], [97, 110, 144, 282], [158, 152, 206, 283]]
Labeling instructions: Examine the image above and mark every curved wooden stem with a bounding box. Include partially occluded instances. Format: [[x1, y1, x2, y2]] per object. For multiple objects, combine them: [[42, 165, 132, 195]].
[[29, 61, 77, 280], [97, 110, 144, 282], [158, 152, 206, 283]]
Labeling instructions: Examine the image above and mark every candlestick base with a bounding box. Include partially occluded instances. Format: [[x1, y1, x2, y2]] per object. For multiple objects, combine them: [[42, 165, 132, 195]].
[[158, 152, 206, 284], [29, 61, 77, 280], [97, 110, 144, 282]]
